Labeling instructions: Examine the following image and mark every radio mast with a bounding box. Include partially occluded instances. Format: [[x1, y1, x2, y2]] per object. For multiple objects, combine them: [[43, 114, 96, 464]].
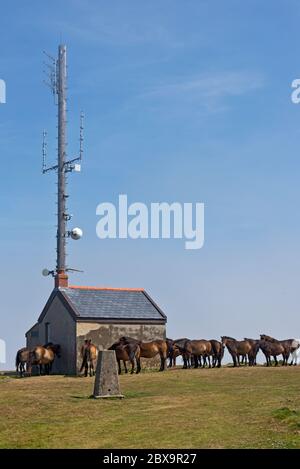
[[42, 45, 84, 288]]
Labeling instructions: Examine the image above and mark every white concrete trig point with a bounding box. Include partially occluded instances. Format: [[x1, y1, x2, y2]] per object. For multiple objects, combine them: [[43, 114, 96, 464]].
[[92, 350, 124, 399]]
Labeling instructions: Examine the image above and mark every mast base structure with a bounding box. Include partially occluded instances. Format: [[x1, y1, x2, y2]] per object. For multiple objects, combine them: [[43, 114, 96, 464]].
[[42, 45, 84, 288]]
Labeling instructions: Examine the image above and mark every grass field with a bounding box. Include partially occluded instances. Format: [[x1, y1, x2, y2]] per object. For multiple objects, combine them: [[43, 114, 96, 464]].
[[0, 366, 300, 449]]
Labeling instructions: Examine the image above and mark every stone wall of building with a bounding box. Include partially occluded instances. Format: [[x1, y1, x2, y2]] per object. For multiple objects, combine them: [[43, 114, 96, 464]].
[[76, 322, 166, 372], [26, 296, 77, 375]]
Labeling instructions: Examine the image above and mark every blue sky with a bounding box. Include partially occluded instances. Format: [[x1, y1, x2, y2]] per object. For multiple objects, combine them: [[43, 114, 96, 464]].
[[1, 0, 300, 368]]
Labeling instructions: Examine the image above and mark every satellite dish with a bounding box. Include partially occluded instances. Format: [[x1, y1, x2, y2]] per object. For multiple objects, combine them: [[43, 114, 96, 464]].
[[42, 268, 50, 277], [70, 227, 83, 240]]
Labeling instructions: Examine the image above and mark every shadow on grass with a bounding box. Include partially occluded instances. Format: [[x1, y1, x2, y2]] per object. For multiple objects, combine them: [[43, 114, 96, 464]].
[[70, 395, 90, 400], [70, 390, 153, 400]]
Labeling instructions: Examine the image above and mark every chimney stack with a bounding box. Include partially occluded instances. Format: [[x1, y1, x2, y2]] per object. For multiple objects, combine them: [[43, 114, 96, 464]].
[[55, 271, 69, 288]]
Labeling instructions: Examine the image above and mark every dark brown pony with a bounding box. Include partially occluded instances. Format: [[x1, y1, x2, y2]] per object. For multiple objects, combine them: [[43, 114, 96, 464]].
[[221, 337, 252, 367], [166, 338, 190, 367], [244, 338, 260, 366], [108, 342, 140, 374], [118, 336, 168, 372], [210, 340, 224, 368], [31, 343, 61, 375], [15, 347, 33, 377], [259, 338, 285, 366], [177, 339, 212, 368], [80, 339, 98, 377], [260, 334, 297, 365]]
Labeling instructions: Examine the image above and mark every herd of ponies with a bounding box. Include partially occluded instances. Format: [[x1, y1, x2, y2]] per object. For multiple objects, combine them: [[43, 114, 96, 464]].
[[15, 334, 300, 377]]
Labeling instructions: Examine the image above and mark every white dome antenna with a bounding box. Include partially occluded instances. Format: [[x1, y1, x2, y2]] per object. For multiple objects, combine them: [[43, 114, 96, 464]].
[[70, 227, 83, 240]]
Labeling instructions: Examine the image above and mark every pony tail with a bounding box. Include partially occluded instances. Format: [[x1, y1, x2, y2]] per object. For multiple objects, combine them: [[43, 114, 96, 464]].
[[80, 349, 88, 372], [15, 351, 20, 368]]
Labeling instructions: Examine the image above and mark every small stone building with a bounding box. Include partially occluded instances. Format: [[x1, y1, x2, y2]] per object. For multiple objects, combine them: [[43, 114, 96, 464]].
[[26, 285, 167, 375]]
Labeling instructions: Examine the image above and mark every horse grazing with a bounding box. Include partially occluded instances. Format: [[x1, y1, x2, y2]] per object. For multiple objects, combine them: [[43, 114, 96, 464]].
[[244, 338, 260, 366], [31, 343, 61, 375], [221, 337, 252, 367], [118, 336, 168, 372], [260, 334, 296, 366], [80, 339, 98, 377], [209, 340, 224, 368], [108, 341, 140, 374], [15, 347, 33, 377]]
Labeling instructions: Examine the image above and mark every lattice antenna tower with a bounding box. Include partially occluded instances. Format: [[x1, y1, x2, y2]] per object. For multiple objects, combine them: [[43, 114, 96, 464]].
[[42, 45, 84, 287]]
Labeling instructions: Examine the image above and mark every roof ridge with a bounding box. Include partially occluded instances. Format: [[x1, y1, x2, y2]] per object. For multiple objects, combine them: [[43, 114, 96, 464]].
[[66, 285, 144, 292]]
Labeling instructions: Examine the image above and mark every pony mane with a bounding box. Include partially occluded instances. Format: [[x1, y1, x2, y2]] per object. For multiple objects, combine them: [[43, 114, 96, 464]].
[[260, 334, 277, 343]]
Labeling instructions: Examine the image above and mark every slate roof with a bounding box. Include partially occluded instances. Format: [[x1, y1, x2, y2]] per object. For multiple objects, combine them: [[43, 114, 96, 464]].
[[57, 286, 167, 322]]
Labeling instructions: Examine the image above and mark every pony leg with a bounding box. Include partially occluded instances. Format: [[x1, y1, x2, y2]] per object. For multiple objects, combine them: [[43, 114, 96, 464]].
[[136, 357, 141, 374], [159, 354, 163, 371], [218, 355, 222, 368], [232, 354, 237, 367], [193, 355, 198, 369], [124, 361, 128, 373], [118, 359, 121, 375], [285, 354, 289, 366], [159, 353, 166, 371], [264, 354, 269, 366], [207, 356, 211, 368]]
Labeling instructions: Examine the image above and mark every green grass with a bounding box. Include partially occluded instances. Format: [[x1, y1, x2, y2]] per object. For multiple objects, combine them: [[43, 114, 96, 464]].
[[273, 407, 300, 430], [0, 367, 300, 448]]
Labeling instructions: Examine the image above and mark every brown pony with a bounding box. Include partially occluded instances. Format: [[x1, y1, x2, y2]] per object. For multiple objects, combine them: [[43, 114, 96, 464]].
[[210, 340, 224, 368], [166, 338, 189, 367], [221, 337, 252, 367], [108, 342, 140, 374], [80, 339, 98, 377], [15, 347, 33, 377], [177, 339, 212, 368], [260, 334, 296, 365], [192, 340, 212, 368], [118, 336, 168, 372], [259, 338, 285, 366], [31, 343, 61, 375], [244, 338, 260, 366]]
